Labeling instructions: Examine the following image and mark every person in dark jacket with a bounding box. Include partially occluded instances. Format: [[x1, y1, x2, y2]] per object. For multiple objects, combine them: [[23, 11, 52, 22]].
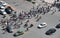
[[28, 24, 33, 28], [24, 23, 28, 28]]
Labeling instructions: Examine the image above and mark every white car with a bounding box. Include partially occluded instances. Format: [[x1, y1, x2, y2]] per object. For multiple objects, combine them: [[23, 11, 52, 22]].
[[0, 1, 7, 9], [0, 1, 7, 6], [0, 9, 7, 15], [0, 5, 5, 9], [37, 22, 47, 29]]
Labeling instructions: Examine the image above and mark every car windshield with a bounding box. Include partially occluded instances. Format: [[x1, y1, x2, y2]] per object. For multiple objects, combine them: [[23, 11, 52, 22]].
[[17, 31, 21, 33], [47, 30, 52, 33], [40, 24, 44, 26]]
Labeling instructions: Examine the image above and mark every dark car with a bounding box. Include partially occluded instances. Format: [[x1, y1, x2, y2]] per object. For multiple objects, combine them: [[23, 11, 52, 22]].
[[6, 25, 14, 33], [5, 6, 13, 14], [45, 28, 56, 35], [56, 23, 60, 28], [13, 30, 25, 37]]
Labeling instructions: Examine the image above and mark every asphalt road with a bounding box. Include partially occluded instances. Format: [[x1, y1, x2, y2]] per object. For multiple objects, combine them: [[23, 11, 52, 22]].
[[0, 0, 60, 38]]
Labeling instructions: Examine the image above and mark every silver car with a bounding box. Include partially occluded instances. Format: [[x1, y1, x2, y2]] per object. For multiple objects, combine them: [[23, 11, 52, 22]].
[[37, 22, 47, 29], [0, 9, 7, 15]]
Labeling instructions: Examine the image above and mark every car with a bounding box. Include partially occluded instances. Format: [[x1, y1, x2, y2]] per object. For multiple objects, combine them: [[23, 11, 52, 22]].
[[0, 1, 7, 6], [13, 30, 25, 37], [5, 6, 13, 14], [56, 23, 60, 28], [45, 28, 56, 35], [0, 5, 5, 9], [0, 9, 7, 15], [37, 22, 47, 29], [6, 25, 14, 33]]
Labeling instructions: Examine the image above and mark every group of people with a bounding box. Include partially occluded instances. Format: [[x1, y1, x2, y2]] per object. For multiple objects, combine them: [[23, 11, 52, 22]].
[[0, 2, 53, 33]]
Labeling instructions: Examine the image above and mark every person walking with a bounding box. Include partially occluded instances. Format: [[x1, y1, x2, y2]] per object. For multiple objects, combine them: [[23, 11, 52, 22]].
[[25, 28, 29, 32], [28, 24, 33, 28], [3, 15, 6, 18], [24, 23, 28, 28], [35, 14, 39, 19]]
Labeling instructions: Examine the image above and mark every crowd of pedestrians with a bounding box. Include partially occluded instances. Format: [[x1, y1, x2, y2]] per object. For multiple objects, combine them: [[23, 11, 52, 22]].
[[0, 2, 54, 33]]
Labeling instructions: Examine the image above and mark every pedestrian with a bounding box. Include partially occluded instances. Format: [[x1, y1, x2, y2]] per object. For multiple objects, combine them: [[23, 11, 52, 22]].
[[39, 16, 42, 19], [42, 12, 46, 15], [12, 11, 17, 18], [25, 28, 29, 32], [2, 28, 7, 34], [26, 28, 29, 31], [28, 15, 30, 18], [35, 14, 39, 19], [33, 14, 35, 17], [20, 21, 23, 25], [3, 15, 6, 18], [28, 24, 33, 28], [36, 16, 41, 22], [24, 23, 28, 28], [4, 22, 7, 26], [25, 20, 29, 23], [51, 11, 55, 15], [15, 23, 20, 29]]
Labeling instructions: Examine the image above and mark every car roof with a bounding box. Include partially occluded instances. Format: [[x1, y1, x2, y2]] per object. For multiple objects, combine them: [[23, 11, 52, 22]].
[[57, 23, 60, 26], [48, 28, 56, 31]]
